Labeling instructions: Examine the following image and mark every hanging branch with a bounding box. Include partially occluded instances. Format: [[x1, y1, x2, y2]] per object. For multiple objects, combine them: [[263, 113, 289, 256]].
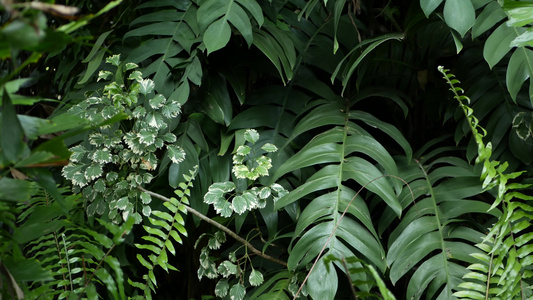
[[137, 186, 288, 267]]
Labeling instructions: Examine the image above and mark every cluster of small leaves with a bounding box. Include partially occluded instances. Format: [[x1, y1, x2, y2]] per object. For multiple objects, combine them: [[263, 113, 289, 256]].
[[128, 167, 196, 299], [62, 55, 185, 223], [195, 231, 264, 300], [204, 129, 286, 217], [439, 67, 533, 299], [197, 129, 285, 299], [233, 129, 278, 180], [204, 182, 287, 218]]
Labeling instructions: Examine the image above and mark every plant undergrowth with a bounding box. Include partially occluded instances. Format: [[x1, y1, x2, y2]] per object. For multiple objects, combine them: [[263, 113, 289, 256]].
[[439, 66, 533, 299], [2, 0, 533, 299]]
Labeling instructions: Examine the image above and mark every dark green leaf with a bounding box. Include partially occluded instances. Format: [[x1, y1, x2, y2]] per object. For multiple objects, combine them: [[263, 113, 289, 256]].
[[1, 91, 27, 164]]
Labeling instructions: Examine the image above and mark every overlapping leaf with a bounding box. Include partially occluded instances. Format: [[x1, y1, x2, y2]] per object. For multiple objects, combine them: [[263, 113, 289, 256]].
[[273, 99, 411, 298], [384, 146, 500, 299], [197, 0, 263, 54]]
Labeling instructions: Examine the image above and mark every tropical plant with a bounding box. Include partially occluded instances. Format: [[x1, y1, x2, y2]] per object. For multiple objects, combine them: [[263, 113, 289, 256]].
[[3, 0, 533, 299], [61, 54, 184, 224], [439, 66, 533, 300]]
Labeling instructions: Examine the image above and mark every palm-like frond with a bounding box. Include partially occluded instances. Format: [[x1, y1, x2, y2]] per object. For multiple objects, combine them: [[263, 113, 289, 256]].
[[384, 143, 500, 299], [272, 96, 411, 298]]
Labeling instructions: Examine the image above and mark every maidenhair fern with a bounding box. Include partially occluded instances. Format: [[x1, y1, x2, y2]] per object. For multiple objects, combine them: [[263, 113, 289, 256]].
[[438, 66, 533, 299], [129, 167, 197, 299], [62, 55, 185, 224]]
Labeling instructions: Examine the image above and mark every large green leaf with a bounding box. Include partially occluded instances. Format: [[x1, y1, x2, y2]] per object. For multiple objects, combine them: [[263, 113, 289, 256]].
[[443, 0, 476, 38], [197, 0, 263, 54], [472, 2, 507, 38], [506, 47, 533, 102], [483, 23, 519, 69], [1, 91, 27, 164], [203, 18, 232, 54]]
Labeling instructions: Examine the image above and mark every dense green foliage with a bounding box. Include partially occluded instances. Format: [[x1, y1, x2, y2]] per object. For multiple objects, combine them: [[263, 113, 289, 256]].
[[1, 0, 533, 299]]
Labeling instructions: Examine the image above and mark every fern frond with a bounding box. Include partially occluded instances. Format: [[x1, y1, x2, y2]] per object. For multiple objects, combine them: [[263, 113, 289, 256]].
[[438, 66, 533, 300], [17, 185, 134, 299], [131, 167, 197, 297]]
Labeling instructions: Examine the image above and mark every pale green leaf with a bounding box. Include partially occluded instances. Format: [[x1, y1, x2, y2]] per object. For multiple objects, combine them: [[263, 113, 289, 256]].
[[85, 164, 103, 181], [170, 230, 182, 244], [420, 0, 444, 17], [506, 3, 533, 27], [142, 236, 163, 248], [69, 145, 87, 162], [145, 112, 166, 129], [137, 254, 152, 269], [214, 198, 233, 217], [98, 70, 113, 82], [232, 195, 247, 214], [229, 283, 246, 300], [157, 249, 169, 271], [512, 28, 533, 48], [138, 129, 156, 145], [249, 269, 264, 286], [139, 79, 155, 95], [153, 211, 173, 223], [208, 235, 222, 250], [149, 94, 166, 109], [261, 143, 277, 152], [233, 165, 250, 179], [472, 2, 507, 38], [128, 70, 143, 82], [214, 231, 226, 244], [106, 54, 121, 66], [258, 186, 271, 199], [507, 48, 533, 101], [209, 181, 236, 193], [116, 197, 129, 210], [204, 189, 224, 205], [142, 205, 151, 217], [161, 101, 181, 118], [217, 260, 237, 277], [167, 145, 186, 164], [484, 24, 517, 69], [165, 239, 175, 256], [443, 0, 475, 38], [235, 145, 251, 156], [140, 192, 152, 204], [215, 279, 230, 297]]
